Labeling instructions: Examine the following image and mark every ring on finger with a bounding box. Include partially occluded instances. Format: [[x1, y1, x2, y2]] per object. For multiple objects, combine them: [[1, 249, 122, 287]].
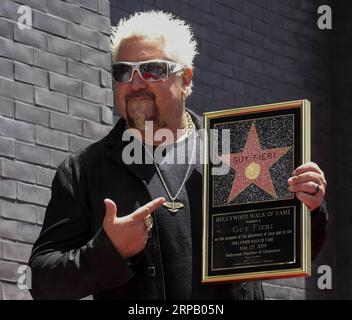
[[311, 183, 320, 196], [144, 215, 153, 230]]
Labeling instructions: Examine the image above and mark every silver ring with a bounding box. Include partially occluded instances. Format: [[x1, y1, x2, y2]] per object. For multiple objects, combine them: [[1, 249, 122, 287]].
[[312, 183, 320, 196], [144, 215, 153, 230]]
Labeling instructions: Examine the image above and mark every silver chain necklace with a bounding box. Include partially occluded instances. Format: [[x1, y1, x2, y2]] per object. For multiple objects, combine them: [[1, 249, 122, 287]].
[[143, 112, 196, 214]]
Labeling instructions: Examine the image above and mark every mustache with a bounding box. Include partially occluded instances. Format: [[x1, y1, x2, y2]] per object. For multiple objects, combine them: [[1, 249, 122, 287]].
[[126, 91, 156, 100]]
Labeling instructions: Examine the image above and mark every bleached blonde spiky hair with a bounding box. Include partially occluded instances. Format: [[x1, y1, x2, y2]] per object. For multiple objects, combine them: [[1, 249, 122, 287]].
[[110, 11, 198, 96]]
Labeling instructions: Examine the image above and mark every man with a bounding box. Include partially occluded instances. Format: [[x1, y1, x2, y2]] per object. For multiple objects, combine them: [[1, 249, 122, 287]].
[[28, 11, 328, 300]]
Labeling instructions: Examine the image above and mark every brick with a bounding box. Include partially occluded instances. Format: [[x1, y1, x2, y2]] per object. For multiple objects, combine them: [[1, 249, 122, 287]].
[[36, 126, 69, 151], [0, 218, 18, 240], [36, 166, 55, 187], [213, 87, 235, 104], [17, 222, 41, 244], [0, 17, 14, 38], [68, 60, 100, 85], [35, 87, 68, 113], [70, 135, 94, 152], [16, 141, 50, 166], [0, 179, 16, 200], [15, 101, 49, 126], [111, 0, 142, 12], [80, 8, 110, 34], [0, 116, 35, 143], [199, 40, 222, 60], [17, 0, 48, 12], [2, 159, 36, 184], [197, 69, 221, 87], [101, 106, 113, 125], [14, 26, 47, 50], [36, 205, 46, 225], [211, 1, 232, 20], [50, 112, 83, 135], [79, 0, 98, 12], [2, 282, 32, 300], [33, 49, 67, 74], [264, 38, 285, 55], [191, 23, 212, 41], [243, 29, 264, 47], [47, 36, 81, 60], [0, 261, 20, 282], [251, 73, 274, 91], [17, 182, 51, 206], [0, 56, 14, 79], [267, 26, 298, 48], [15, 62, 48, 87], [0, 136, 15, 158], [243, 1, 267, 20], [244, 83, 268, 99], [100, 69, 112, 88], [0, 96, 14, 118], [47, 0, 82, 24], [49, 72, 81, 97], [98, 32, 111, 52], [221, 20, 242, 38], [33, 10, 67, 37], [209, 60, 233, 77], [98, 0, 110, 16], [195, 82, 213, 99], [283, 72, 306, 88], [231, 9, 251, 29], [3, 241, 32, 263], [82, 82, 105, 103], [223, 78, 245, 95], [253, 47, 273, 64], [0, 0, 21, 21], [244, 56, 263, 73], [50, 149, 69, 168], [0, 78, 34, 104], [68, 97, 99, 119], [67, 22, 99, 48], [104, 89, 114, 107], [81, 45, 111, 70], [0, 37, 33, 64], [83, 120, 110, 139], [273, 54, 299, 74], [212, 31, 234, 50], [252, 18, 271, 35], [232, 38, 253, 56], [200, 11, 221, 31]]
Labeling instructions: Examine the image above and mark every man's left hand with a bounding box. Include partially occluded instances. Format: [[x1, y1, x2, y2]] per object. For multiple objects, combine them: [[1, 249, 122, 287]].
[[288, 161, 327, 211]]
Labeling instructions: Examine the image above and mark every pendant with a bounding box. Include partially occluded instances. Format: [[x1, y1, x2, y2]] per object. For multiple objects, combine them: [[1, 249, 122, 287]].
[[163, 201, 184, 213]]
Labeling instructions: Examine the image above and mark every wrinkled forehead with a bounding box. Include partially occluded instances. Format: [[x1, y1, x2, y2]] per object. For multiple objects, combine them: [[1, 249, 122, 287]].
[[115, 36, 170, 62]]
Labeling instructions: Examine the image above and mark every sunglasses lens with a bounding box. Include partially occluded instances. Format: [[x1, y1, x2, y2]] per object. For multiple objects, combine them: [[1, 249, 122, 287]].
[[113, 63, 132, 82], [140, 62, 168, 81]]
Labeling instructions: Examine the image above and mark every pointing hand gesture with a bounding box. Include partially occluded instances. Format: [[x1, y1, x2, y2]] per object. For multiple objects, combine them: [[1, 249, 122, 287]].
[[103, 197, 165, 259]]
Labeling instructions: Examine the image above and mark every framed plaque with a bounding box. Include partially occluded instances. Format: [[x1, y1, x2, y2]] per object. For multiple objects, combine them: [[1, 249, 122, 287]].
[[202, 100, 311, 283]]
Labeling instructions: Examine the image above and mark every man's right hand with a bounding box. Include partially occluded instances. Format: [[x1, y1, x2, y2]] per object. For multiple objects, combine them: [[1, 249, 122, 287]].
[[103, 197, 165, 259]]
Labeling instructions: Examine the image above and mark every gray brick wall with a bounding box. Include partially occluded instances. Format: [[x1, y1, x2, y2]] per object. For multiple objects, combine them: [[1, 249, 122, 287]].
[[0, 0, 113, 299]]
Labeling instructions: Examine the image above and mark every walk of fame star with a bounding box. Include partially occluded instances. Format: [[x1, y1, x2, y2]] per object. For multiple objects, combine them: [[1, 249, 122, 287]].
[[219, 122, 290, 203]]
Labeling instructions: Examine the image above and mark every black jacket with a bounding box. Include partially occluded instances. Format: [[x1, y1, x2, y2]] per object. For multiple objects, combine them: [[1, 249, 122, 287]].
[[28, 111, 328, 300]]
